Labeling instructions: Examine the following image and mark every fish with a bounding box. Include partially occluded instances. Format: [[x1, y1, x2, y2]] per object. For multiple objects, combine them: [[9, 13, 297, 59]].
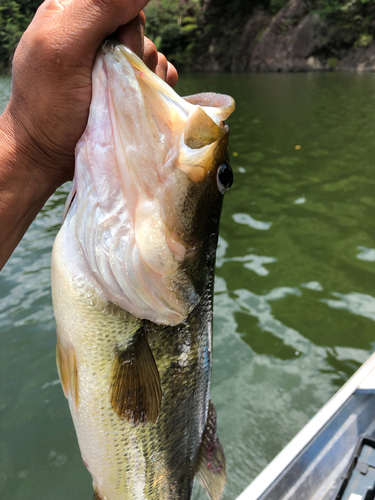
[[51, 40, 235, 500]]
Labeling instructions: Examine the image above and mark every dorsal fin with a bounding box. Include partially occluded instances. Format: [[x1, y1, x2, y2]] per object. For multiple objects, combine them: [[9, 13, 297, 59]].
[[110, 328, 162, 424], [196, 400, 226, 500]]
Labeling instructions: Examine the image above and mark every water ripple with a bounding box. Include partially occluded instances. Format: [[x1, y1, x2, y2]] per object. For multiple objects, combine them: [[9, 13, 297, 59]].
[[232, 212, 272, 230], [322, 292, 375, 322], [357, 246, 375, 262]]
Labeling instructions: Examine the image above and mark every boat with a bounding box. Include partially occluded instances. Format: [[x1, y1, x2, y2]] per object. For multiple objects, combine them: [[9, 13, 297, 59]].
[[235, 351, 375, 500]]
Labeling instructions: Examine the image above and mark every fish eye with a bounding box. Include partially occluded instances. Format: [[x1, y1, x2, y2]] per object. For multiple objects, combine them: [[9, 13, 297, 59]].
[[217, 162, 233, 194]]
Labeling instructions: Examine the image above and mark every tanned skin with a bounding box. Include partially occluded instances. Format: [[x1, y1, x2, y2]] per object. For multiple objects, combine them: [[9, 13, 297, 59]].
[[0, 0, 178, 271]]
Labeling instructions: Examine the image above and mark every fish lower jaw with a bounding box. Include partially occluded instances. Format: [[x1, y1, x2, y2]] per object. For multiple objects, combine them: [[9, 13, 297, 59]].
[[57, 210, 199, 326]]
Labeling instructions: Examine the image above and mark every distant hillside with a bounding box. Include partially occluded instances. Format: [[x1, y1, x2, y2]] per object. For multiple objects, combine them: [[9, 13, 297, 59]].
[[145, 0, 375, 72], [144, 0, 288, 70], [2, 0, 375, 73]]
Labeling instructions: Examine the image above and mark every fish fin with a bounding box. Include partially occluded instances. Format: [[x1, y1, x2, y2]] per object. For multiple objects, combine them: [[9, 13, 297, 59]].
[[56, 331, 79, 411], [110, 328, 161, 424], [184, 106, 226, 149], [196, 400, 226, 500]]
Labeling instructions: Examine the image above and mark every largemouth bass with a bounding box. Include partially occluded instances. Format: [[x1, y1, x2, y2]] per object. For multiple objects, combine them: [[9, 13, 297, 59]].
[[51, 41, 235, 500]]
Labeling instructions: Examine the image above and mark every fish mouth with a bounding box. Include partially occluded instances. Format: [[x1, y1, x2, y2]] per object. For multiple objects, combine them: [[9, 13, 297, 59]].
[[104, 41, 235, 184], [71, 41, 235, 326], [107, 42, 235, 119], [184, 92, 235, 119]]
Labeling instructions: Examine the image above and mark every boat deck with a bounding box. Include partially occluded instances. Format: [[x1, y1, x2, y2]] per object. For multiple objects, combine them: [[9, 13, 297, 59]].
[[236, 352, 375, 500]]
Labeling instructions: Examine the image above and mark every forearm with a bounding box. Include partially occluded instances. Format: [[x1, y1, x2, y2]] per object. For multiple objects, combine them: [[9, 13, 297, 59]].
[[0, 107, 58, 270]]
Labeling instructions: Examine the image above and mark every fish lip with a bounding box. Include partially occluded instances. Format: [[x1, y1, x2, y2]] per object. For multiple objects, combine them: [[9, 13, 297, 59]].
[[184, 92, 235, 118], [101, 40, 235, 121]]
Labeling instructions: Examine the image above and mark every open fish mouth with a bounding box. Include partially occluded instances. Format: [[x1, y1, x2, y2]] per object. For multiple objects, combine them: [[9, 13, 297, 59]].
[[64, 42, 235, 326]]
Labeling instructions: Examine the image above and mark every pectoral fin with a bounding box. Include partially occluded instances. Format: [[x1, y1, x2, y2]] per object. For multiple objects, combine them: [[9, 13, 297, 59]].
[[56, 331, 79, 411], [196, 400, 226, 500], [184, 106, 226, 149], [110, 328, 162, 424]]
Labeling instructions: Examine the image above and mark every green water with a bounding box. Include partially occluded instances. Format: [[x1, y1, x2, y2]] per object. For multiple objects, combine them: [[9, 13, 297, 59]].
[[2, 71, 375, 499]]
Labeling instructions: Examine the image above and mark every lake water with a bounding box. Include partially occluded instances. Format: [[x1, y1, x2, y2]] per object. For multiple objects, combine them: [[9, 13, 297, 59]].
[[2, 71, 375, 500]]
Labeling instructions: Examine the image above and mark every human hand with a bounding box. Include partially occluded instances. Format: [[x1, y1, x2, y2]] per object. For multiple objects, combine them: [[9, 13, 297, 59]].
[[0, 0, 178, 270], [1, 0, 178, 189]]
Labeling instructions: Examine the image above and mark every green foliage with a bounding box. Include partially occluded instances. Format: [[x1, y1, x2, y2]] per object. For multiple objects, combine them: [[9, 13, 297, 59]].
[[2, 0, 375, 73], [328, 56, 339, 68], [0, 0, 42, 71], [144, 0, 375, 69], [355, 32, 373, 47], [145, 0, 283, 69], [145, 0, 202, 67], [310, 0, 375, 53], [269, 0, 289, 15]]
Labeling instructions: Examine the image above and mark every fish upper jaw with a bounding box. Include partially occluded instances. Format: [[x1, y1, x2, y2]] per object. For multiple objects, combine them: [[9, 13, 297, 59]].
[[63, 43, 235, 326]]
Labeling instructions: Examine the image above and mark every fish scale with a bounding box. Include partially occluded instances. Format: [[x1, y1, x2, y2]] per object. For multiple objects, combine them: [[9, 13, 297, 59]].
[[53, 223, 213, 499]]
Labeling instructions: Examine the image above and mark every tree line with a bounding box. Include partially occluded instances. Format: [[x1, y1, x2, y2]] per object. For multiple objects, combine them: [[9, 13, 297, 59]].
[[1, 0, 375, 72], [0, 0, 41, 72]]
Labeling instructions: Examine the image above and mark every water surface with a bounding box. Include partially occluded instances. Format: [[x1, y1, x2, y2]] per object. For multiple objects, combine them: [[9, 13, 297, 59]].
[[2, 71, 375, 499]]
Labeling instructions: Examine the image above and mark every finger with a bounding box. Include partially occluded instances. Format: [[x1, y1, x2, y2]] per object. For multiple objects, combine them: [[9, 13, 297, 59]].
[[154, 52, 168, 81], [115, 12, 145, 58], [166, 62, 178, 88], [143, 37, 158, 72], [36, 0, 150, 66]]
